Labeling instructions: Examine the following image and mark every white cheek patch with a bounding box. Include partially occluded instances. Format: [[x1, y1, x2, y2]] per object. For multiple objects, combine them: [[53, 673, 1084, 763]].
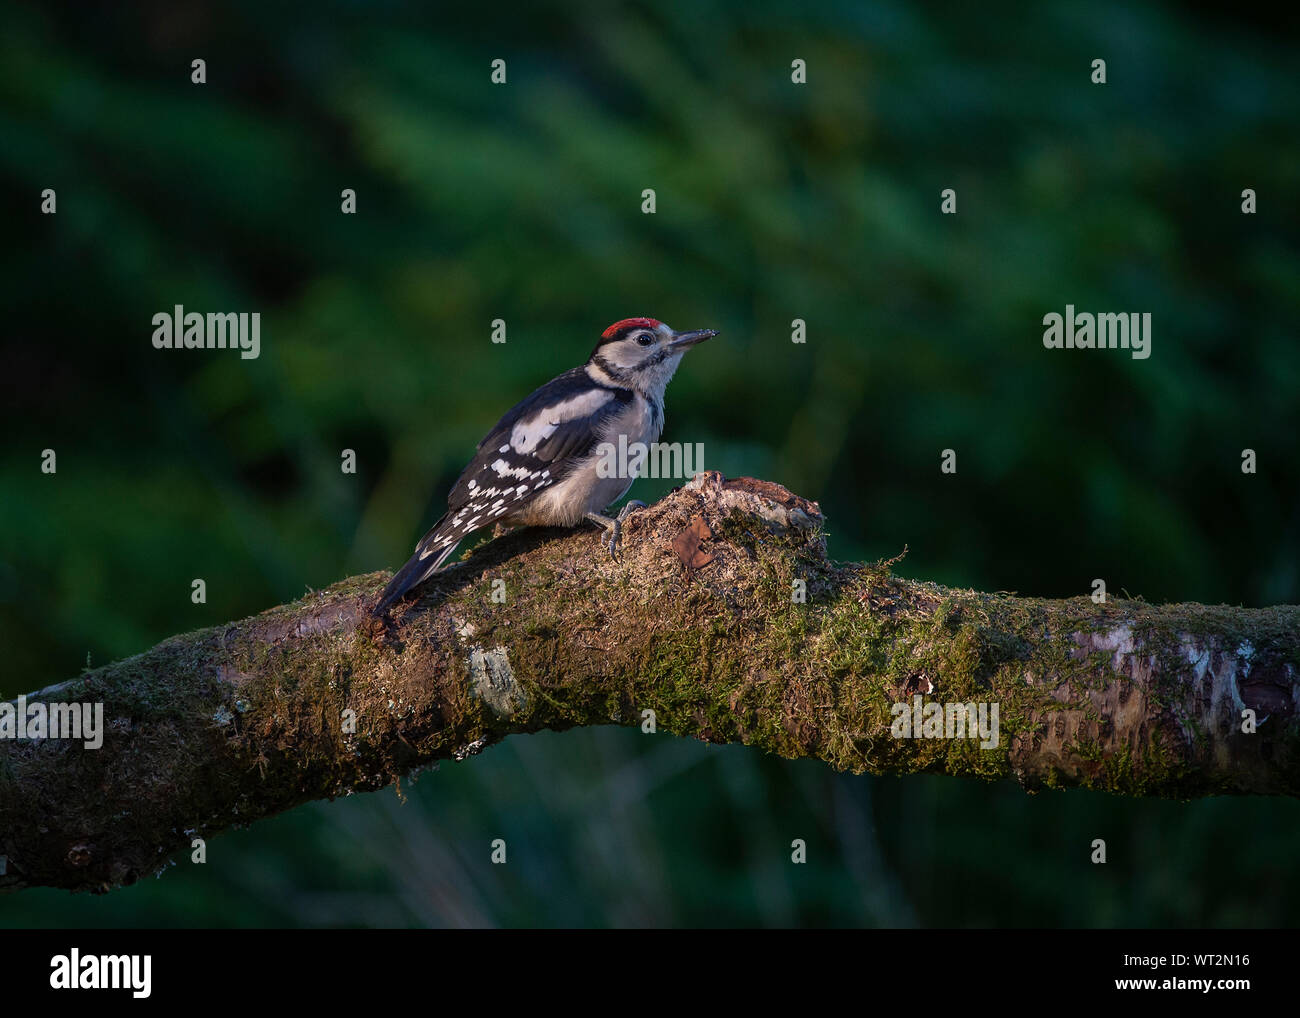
[[510, 389, 613, 453], [600, 340, 646, 371]]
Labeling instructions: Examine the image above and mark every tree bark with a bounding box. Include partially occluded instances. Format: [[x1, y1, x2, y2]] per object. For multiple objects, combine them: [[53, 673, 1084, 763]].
[[2, 472, 1297, 894]]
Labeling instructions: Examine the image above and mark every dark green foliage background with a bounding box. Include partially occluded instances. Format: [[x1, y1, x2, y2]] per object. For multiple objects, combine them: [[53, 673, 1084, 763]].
[[1, 0, 1297, 927]]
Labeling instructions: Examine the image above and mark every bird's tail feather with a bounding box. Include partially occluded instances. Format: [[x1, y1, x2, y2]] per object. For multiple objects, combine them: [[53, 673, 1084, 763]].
[[373, 520, 461, 615]]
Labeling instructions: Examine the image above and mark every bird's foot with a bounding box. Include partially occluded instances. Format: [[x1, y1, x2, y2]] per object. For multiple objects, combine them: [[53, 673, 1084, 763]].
[[585, 501, 646, 562], [617, 499, 647, 523]]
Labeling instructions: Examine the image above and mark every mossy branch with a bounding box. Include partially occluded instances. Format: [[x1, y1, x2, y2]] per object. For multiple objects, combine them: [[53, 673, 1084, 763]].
[[2, 473, 1298, 894]]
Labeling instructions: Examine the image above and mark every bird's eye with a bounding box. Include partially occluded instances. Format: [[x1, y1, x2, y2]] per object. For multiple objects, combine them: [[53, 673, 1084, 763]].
[[636, 333, 654, 346]]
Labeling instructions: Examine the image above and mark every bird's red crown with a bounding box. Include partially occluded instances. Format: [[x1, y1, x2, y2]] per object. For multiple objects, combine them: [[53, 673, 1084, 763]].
[[601, 317, 662, 339]]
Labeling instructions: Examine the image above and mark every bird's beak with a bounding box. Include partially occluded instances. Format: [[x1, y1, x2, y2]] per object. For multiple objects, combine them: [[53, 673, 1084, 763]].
[[668, 328, 718, 351]]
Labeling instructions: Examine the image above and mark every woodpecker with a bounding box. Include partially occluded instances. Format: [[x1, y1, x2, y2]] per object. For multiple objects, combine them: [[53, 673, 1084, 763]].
[[373, 318, 718, 615]]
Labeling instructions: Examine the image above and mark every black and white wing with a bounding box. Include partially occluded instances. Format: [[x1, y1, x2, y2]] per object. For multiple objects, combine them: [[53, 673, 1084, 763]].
[[374, 368, 632, 613]]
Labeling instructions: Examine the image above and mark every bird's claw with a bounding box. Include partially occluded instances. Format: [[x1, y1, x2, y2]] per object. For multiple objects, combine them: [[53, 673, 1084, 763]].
[[590, 501, 646, 562], [617, 499, 647, 523]]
